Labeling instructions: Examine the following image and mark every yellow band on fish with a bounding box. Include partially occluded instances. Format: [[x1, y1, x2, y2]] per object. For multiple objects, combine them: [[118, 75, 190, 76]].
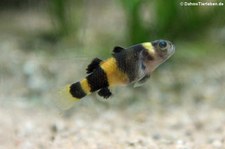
[[142, 42, 155, 54]]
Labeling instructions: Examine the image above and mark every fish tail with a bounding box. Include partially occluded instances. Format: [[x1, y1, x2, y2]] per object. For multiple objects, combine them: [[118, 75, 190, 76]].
[[56, 79, 91, 110]]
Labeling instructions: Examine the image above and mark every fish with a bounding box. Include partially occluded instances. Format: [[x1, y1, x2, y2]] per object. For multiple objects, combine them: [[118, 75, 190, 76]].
[[57, 39, 175, 109]]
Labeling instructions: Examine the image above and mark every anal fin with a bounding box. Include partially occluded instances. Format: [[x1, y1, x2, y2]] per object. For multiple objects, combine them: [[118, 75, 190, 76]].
[[86, 58, 102, 74], [98, 87, 112, 99]]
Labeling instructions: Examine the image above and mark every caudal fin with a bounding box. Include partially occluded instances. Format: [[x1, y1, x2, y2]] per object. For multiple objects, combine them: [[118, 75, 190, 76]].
[[55, 81, 89, 110], [55, 84, 80, 110]]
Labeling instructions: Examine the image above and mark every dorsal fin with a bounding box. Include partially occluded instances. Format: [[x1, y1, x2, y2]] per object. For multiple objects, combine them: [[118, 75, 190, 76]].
[[113, 46, 125, 53], [86, 58, 102, 74]]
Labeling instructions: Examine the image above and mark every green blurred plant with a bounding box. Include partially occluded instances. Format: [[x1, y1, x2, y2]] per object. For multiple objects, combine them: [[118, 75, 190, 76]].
[[119, 0, 225, 43], [120, 0, 149, 43], [41, 0, 85, 45], [50, 0, 71, 37]]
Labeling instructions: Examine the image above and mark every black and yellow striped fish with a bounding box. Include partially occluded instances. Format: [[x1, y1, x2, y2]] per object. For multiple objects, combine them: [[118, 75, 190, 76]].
[[58, 39, 175, 109]]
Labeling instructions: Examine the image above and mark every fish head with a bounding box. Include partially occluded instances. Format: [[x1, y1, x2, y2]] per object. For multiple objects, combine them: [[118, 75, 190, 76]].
[[141, 39, 175, 73], [151, 39, 175, 62]]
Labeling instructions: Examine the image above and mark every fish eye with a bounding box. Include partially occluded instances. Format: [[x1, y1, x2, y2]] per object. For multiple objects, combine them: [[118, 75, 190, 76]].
[[159, 41, 167, 49]]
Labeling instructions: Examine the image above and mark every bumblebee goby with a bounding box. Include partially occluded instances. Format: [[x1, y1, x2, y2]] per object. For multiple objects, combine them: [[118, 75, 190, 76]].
[[58, 39, 175, 109]]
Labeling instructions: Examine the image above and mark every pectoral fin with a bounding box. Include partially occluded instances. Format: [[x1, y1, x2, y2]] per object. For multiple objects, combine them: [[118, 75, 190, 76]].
[[133, 75, 150, 88]]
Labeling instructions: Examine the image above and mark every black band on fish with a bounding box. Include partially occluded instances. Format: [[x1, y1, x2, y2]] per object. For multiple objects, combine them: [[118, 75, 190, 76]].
[[70, 82, 86, 98], [86, 67, 109, 92], [113, 45, 143, 82]]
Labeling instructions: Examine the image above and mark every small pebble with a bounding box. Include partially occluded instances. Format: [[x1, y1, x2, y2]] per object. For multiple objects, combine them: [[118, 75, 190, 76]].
[[176, 139, 185, 145], [152, 133, 161, 140], [212, 140, 222, 148], [127, 141, 135, 146], [161, 138, 173, 145]]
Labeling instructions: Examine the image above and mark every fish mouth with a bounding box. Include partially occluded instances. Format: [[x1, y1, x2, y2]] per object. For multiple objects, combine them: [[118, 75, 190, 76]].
[[170, 44, 176, 55], [164, 44, 175, 60]]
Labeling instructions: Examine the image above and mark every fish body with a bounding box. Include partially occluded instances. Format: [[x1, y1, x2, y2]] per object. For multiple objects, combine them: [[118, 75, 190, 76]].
[[58, 40, 175, 109]]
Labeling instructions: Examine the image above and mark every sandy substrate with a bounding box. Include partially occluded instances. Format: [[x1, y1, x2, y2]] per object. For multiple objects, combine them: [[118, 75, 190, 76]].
[[1, 101, 225, 149]]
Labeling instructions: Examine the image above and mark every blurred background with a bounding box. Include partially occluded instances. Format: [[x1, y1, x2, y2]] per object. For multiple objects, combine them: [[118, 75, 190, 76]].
[[0, 0, 225, 148]]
